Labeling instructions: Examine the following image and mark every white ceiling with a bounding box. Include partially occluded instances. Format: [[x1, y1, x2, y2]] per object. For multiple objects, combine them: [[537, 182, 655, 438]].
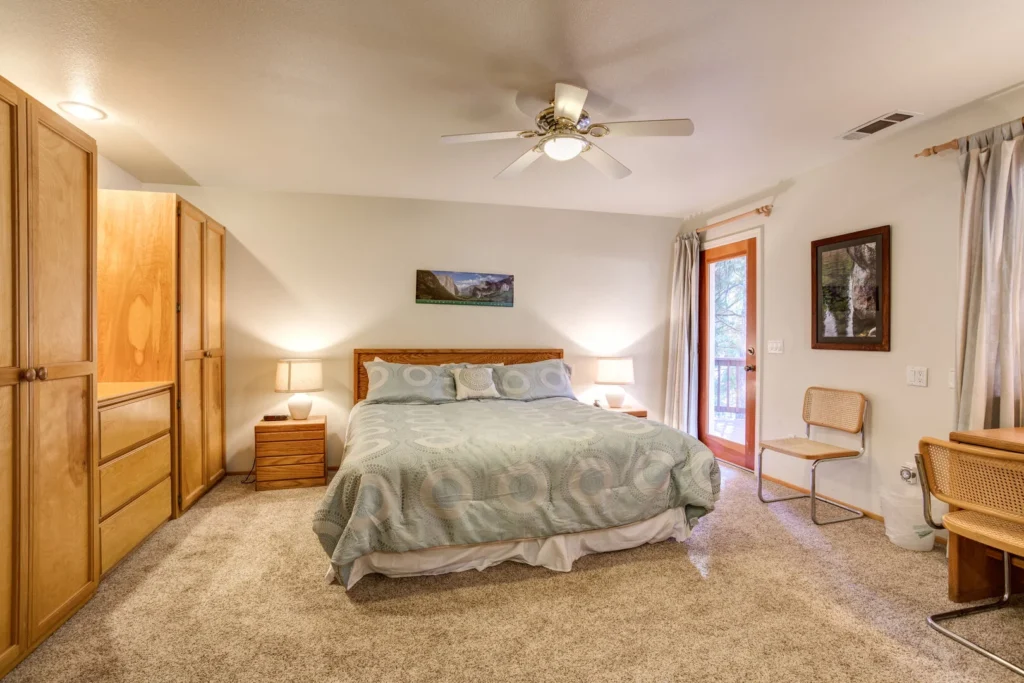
[[4, 0, 1024, 217]]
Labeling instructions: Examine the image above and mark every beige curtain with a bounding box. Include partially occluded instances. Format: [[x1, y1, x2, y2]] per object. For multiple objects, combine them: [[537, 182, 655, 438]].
[[664, 232, 701, 433], [955, 120, 1024, 429]]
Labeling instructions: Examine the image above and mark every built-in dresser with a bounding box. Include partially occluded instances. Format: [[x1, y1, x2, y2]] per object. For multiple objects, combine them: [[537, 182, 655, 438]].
[[97, 382, 175, 575]]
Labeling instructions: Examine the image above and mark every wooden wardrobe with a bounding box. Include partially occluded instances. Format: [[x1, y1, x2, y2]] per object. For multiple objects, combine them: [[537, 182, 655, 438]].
[[97, 191, 226, 515], [0, 76, 99, 678]]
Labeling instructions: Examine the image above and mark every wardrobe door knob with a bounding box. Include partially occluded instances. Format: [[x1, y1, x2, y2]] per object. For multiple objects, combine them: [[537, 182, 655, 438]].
[[36, 367, 48, 381], [19, 368, 36, 382]]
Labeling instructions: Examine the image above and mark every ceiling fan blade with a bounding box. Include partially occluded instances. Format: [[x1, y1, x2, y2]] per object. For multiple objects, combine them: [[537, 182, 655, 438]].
[[581, 143, 631, 180], [441, 130, 529, 144], [596, 119, 695, 138], [553, 83, 588, 123], [495, 147, 544, 179]]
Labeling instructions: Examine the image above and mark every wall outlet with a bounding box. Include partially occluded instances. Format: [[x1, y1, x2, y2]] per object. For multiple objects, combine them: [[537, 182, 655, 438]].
[[767, 340, 784, 354], [948, 369, 955, 389], [906, 366, 929, 387]]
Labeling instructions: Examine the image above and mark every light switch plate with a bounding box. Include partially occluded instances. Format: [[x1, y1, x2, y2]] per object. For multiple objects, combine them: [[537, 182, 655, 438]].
[[767, 340, 784, 354], [948, 369, 955, 389], [906, 366, 929, 387]]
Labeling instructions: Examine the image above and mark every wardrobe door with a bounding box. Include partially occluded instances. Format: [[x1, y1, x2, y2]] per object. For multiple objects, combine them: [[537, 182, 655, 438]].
[[203, 220, 225, 485], [178, 201, 206, 511], [0, 78, 27, 676], [25, 101, 98, 642]]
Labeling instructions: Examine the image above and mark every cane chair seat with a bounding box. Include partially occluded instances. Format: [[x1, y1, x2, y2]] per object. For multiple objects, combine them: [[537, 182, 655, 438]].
[[943, 510, 1024, 557], [758, 437, 859, 460]]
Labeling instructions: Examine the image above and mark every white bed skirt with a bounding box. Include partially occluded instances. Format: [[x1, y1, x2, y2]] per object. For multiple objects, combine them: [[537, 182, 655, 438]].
[[329, 507, 692, 589]]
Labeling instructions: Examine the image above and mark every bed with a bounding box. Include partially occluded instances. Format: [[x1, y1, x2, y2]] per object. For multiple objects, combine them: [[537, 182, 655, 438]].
[[313, 348, 721, 588]]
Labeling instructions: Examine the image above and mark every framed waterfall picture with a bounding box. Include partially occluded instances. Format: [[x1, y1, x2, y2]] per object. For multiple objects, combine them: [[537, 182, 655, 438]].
[[811, 225, 890, 351]]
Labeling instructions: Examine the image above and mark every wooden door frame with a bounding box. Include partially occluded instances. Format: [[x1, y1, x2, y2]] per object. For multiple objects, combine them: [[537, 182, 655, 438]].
[[698, 237, 758, 470]]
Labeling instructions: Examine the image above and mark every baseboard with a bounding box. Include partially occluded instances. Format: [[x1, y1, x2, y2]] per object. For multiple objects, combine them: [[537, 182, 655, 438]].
[[758, 472, 884, 523]]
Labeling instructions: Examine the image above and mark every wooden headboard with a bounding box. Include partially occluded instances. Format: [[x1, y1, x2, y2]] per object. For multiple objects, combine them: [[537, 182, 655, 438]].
[[353, 348, 564, 403]]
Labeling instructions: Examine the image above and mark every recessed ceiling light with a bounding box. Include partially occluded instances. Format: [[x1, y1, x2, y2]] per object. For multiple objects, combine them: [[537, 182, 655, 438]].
[[57, 101, 107, 121]]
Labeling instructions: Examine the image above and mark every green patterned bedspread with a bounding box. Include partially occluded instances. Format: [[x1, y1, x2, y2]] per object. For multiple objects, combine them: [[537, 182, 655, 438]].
[[313, 398, 720, 583]]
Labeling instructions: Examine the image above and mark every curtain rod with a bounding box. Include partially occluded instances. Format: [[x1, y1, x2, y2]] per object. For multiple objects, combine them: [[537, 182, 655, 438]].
[[696, 204, 773, 234], [915, 116, 1024, 158]]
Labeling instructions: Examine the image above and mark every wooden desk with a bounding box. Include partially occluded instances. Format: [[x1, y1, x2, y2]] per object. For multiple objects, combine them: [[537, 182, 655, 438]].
[[947, 427, 1024, 602]]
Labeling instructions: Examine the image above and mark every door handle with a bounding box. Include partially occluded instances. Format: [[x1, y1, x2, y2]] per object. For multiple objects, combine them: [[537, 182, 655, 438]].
[[19, 368, 36, 382], [36, 366, 48, 381], [744, 365, 756, 372]]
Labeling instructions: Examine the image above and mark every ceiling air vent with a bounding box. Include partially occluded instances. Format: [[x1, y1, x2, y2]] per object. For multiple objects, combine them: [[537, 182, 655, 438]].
[[841, 110, 917, 141]]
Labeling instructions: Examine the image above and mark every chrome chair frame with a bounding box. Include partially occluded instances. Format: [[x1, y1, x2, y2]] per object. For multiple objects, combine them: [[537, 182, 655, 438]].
[[756, 423, 865, 525], [914, 452, 1023, 677]]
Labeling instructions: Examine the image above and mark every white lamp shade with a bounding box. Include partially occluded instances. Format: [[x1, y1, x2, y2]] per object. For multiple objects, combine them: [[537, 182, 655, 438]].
[[275, 359, 323, 393], [595, 357, 634, 385]]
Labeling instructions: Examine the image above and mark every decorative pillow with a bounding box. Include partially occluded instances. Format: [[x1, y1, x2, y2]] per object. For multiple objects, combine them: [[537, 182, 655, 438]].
[[494, 359, 576, 401], [363, 361, 456, 404], [451, 366, 501, 400]]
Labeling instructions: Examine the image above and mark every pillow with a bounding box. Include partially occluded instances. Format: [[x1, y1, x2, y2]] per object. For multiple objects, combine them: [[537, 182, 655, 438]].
[[441, 362, 504, 368], [494, 359, 575, 401], [451, 366, 501, 400], [363, 360, 455, 404]]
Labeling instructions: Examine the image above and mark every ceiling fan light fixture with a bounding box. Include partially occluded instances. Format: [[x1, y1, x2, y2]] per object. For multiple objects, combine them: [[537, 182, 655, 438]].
[[541, 134, 587, 161]]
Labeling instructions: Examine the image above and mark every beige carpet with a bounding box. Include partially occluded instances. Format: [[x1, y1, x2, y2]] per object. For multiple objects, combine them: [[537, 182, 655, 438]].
[[6, 466, 1022, 683]]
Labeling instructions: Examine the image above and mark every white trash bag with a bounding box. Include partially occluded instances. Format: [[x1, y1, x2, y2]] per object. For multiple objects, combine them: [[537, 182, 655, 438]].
[[880, 463, 936, 551]]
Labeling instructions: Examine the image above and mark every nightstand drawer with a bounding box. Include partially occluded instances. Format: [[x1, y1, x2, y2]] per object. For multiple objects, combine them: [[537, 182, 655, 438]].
[[257, 453, 324, 467], [256, 440, 324, 457], [256, 463, 326, 482], [256, 430, 324, 443], [258, 478, 326, 492]]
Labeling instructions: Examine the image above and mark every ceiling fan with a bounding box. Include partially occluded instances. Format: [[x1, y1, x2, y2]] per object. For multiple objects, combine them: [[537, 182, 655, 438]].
[[441, 83, 694, 180]]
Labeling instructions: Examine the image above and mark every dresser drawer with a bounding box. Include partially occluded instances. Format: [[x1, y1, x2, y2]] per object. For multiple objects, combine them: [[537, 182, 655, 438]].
[[100, 477, 172, 574], [256, 463, 326, 482], [100, 390, 172, 461], [255, 439, 324, 457], [100, 434, 172, 518]]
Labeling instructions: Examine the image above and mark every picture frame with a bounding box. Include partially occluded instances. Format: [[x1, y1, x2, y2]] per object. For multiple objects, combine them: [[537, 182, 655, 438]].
[[811, 225, 890, 351], [415, 269, 514, 307]]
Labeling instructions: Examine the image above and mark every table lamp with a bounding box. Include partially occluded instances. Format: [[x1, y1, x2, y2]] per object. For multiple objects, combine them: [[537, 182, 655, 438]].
[[595, 357, 634, 408], [275, 358, 323, 420]]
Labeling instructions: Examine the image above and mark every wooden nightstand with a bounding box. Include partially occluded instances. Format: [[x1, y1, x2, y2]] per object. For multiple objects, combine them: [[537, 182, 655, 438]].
[[596, 403, 648, 418], [254, 416, 327, 491]]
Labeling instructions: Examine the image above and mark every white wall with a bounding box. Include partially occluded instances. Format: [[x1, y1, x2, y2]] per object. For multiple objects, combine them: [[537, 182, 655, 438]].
[[144, 187, 680, 471], [98, 155, 143, 190], [740, 87, 1024, 515]]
